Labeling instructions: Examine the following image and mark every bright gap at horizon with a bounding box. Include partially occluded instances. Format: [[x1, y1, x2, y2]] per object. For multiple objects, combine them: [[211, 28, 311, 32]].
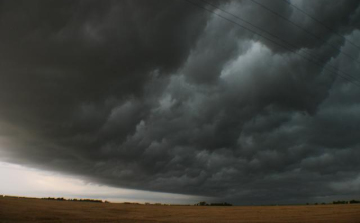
[[0, 161, 209, 204]]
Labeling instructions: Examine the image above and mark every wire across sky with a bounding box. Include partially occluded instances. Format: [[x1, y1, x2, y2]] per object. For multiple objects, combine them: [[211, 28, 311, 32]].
[[184, 0, 360, 87]]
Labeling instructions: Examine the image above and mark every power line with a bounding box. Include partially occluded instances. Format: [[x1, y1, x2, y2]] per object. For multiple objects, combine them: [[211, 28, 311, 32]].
[[249, 0, 360, 66], [198, 0, 360, 85], [281, 0, 360, 51], [182, 0, 360, 87]]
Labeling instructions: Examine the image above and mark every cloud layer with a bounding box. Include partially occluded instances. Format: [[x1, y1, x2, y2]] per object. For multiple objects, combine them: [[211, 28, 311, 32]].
[[1, 0, 360, 204]]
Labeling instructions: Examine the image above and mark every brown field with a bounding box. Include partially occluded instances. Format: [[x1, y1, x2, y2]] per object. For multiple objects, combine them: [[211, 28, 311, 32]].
[[1, 196, 360, 223]]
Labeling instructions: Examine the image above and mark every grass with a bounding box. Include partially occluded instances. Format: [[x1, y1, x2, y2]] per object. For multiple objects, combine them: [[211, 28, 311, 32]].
[[1, 196, 360, 222]]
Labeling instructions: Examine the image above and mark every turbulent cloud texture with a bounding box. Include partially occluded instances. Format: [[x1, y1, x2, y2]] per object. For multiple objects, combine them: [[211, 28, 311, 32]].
[[0, 0, 360, 204]]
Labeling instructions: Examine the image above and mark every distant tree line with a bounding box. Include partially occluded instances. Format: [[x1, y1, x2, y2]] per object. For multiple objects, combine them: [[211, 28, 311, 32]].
[[333, 200, 360, 204], [305, 200, 360, 205], [42, 197, 104, 203], [0, 195, 109, 203], [195, 201, 232, 206], [124, 202, 141, 205]]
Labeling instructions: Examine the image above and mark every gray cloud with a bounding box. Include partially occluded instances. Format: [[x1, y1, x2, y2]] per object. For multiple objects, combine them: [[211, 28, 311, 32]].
[[0, 0, 360, 204]]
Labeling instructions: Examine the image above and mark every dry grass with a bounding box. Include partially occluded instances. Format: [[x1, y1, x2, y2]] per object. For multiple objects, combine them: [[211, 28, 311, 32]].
[[1, 196, 360, 223]]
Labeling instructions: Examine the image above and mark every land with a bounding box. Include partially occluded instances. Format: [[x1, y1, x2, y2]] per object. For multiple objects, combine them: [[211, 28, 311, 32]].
[[1, 196, 360, 223]]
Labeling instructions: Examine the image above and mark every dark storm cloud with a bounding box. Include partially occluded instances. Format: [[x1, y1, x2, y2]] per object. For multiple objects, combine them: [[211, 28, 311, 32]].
[[0, 0, 360, 204]]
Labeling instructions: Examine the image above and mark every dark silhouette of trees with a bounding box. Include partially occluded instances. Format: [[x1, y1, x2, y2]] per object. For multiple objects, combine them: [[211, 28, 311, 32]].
[[42, 197, 103, 203], [195, 201, 232, 206], [349, 200, 360, 204], [333, 200, 347, 204]]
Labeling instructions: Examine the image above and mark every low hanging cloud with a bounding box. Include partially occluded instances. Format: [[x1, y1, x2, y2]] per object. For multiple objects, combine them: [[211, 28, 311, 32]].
[[0, 0, 360, 204]]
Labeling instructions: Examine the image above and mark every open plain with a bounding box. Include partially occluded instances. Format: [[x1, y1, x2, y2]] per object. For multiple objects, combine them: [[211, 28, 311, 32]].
[[1, 196, 360, 223]]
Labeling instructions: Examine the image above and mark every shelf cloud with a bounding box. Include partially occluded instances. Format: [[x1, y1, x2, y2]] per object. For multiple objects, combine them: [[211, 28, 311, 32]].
[[0, 0, 359, 204]]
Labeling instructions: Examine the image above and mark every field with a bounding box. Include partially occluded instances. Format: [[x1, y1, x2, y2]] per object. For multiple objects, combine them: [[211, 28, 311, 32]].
[[1, 196, 360, 223]]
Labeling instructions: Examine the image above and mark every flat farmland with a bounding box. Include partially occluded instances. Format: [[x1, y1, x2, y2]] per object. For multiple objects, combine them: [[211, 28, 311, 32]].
[[1, 196, 360, 223]]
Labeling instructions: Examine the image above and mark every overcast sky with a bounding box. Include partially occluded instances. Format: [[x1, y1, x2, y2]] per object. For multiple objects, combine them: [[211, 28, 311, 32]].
[[0, 0, 360, 205]]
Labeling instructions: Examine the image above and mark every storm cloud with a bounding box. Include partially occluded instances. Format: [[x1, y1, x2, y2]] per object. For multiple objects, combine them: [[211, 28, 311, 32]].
[[0, 0, 360, 204]]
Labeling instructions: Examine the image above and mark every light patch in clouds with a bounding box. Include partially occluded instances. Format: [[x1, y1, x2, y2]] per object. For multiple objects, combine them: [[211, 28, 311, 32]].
[[0, 162, 208, 204], [330, 174, 360, 193]]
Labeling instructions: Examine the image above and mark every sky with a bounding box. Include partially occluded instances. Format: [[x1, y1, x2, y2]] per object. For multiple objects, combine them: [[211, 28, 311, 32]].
[[0, 162, 207, 204], [0, 0, 359, 205]]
